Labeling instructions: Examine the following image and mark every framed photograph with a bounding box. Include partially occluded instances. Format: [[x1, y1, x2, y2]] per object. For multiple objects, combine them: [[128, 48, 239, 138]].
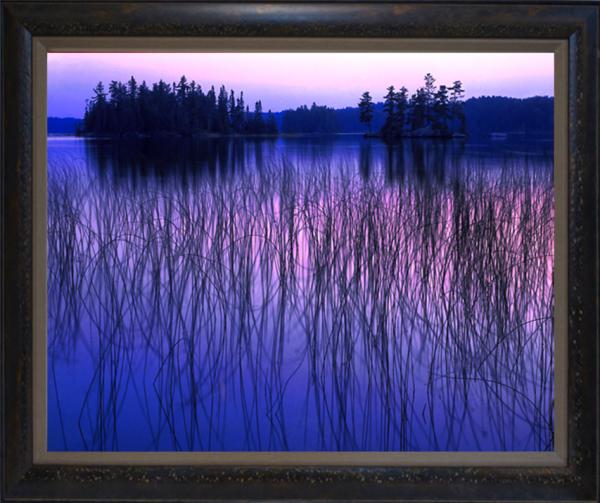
[[1, 1, 598, 502]]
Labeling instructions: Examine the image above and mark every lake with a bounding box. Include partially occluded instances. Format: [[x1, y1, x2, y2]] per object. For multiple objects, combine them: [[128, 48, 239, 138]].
[[47, 134, 554, 452]]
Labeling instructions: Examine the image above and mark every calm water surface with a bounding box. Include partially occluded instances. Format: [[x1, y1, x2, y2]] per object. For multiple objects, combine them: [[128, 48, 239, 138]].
[[48, 135, 554, 451]]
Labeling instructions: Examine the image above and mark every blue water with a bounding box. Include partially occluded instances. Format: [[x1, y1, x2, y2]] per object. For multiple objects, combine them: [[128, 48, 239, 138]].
[[48, 135, 554, 451]]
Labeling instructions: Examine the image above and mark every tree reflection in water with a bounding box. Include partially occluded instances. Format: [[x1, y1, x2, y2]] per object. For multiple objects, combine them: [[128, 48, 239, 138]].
[[47, 136, 554, 452]]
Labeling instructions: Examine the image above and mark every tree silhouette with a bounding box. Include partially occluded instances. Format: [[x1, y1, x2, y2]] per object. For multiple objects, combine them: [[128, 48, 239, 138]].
[[217, 85, 230, 134], [266, 110, 278, 135], [82, 82, 108, 133], [358, 91, 374, 133], [381, 85, 397, 138], [410, 87, 428, 131], [359, 73, 467, 140], [250, 100, 265, 134], [394, 87, 409, 136], [81, 76, 278, 137], [281, 103, 338, 134], [80, 72, 469, 140], [423, 73, 437, 125], [449, 81, 466, 135], [433, 85, 450, 134]]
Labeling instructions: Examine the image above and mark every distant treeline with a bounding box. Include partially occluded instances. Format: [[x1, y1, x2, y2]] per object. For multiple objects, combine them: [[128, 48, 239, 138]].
[[48, 117, 82, 135], [280, 104, 338, 134], [276, 95, 553, 137], [462, 96, 553, 136], [81, 76, 278, 137], [358, 74, 466, 139], [54, 74, 553, 138], [315, 96, 553, 136]]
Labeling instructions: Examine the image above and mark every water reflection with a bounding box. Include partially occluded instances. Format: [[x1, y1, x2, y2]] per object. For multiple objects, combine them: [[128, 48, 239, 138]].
[[48, 136, 554, 452]]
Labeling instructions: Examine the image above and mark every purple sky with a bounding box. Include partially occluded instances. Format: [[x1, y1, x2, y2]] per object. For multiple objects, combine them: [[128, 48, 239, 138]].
[[48, 53, 554, 118]]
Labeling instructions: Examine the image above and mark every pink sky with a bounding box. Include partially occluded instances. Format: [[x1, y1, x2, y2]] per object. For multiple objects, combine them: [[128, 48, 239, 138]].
[[48, 52, 554, 117]]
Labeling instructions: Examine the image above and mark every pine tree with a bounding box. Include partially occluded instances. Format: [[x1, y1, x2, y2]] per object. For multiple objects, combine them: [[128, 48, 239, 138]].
[[188, 80, 200, 133], [449, 80, 466, 134], [228, 90, 236, 131], [394, 87, 409, 136], [410, 88, 428, 131], [176, 75, 188, 99], [108, 80, 127, 134], [206, 86, 217, 132], [433, 85, 450, 134], [217, 85, 230, 133], [423, 73, 437, 126], [382, 86, 396, 138], [233, 92, 246, 133], [175, 76, 189, 134], [358, 91, 374, 133], [152, 80, 175, 133], [244, 105, 250, 133], [84, 82, 108, 133], [126, 76, 139, 133], [253, 100, 265, 134], [266, 110, 278, 135], [137, 81, 150, 133]]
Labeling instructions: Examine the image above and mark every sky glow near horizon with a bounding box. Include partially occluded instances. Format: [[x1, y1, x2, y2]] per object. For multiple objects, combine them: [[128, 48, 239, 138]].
[[48, 52, 554, 118]]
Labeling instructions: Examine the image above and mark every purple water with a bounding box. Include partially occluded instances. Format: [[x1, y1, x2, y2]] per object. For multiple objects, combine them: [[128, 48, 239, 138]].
[[47, 135, 554, 451]]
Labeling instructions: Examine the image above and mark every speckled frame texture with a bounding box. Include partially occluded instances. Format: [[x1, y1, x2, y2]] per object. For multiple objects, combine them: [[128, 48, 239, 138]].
[[1, 1, 598, 502]]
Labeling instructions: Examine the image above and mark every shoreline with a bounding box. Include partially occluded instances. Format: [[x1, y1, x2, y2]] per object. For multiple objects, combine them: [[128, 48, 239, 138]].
[[54, 131, 469, 141], [47, 131, 553, 142]]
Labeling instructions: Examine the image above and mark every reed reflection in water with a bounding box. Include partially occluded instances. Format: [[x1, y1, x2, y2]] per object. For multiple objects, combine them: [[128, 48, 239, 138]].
[[48, 136, 554, 452]]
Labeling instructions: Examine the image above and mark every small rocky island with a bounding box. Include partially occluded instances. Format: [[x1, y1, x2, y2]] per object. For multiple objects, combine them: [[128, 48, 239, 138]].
[[358, 73, 467, 141]]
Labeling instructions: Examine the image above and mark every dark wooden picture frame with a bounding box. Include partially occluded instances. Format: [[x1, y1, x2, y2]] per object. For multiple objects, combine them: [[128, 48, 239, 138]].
[[1, 1, 598, 501]]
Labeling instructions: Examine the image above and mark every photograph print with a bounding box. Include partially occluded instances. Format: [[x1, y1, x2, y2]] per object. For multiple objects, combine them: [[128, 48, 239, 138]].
[[47, 52, 555, 452]]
